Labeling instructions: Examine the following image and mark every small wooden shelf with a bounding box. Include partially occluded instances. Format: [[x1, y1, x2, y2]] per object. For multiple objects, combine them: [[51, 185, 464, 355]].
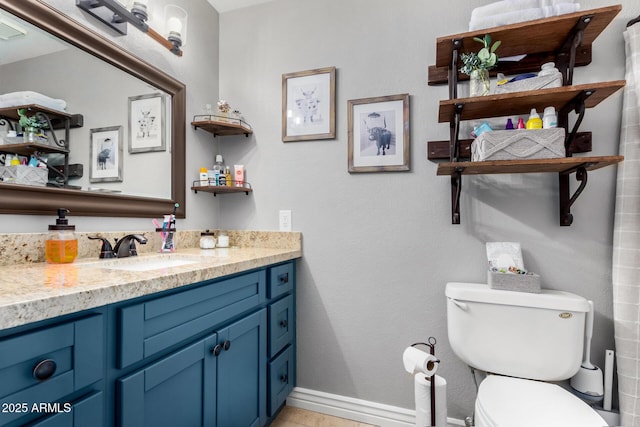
[[436, 156, 623, 176], [191, 115, 253, 137], [438, 81, 625, 123], [0, 142, 68, 156], [191, 181, 253, 196]]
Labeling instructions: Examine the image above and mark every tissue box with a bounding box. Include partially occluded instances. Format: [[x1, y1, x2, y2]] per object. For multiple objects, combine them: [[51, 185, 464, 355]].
[[488, 271, 541, 293], [494, 73, 563, 94], [0, 165, 47, 186], [471, 128, 565, 161]]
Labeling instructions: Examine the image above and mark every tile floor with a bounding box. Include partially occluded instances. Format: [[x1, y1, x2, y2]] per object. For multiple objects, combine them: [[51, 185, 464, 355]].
[[271, 406, 377, 427]]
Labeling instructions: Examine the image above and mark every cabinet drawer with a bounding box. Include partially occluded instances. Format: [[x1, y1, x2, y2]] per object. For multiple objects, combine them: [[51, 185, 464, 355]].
[[268, 345, 294, 416], [118, 270, 266, 368], [268, 294, 294, 357], [0, 315, 104, 427], [28, 391, 104, 427], [268, 262, 294, 299]]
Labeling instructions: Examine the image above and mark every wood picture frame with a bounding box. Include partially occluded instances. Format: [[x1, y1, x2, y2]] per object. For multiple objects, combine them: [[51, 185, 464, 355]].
[[347, 93, 410, 173], [282, 66, 336, 142]]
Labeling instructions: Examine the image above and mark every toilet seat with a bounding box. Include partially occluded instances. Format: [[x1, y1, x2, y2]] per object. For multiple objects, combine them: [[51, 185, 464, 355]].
[[475, 375, 607, 427]]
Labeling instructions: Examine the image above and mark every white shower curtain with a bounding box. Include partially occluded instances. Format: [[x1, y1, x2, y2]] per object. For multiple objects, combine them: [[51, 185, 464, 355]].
[[613, 21, 640, 427]]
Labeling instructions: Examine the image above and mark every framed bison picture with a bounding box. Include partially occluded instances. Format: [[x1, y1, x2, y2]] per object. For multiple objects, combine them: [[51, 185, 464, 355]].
[[128, 93, 166, 153], [347, 93, 410, 173], [89, 126, 123, 183], [282, 66, 336, 142]]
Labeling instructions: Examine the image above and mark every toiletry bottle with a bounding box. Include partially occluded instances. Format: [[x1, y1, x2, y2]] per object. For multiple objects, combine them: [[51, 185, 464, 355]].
[[517, 117, 526, 129], [199, 167, 209, 185], [526, 108, 542, 129], [224, 166, 232, 187], [46, 208, 78, 264], [234, 165, 244, 187], [542, 106, 558, 129], [505, 118, 514, 130], [212, 155, 224, 186]]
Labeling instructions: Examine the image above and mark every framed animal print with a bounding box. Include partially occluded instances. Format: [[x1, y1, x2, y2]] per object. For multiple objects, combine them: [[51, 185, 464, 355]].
[[128, 93, 166, 153], [89, 126, 123, 183], [282, 66, 336, 142], [347, 94, 410, 173]]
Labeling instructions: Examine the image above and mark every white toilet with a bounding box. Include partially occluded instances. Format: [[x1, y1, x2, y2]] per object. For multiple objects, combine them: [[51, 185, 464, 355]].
[[445, 282, 608, 427]]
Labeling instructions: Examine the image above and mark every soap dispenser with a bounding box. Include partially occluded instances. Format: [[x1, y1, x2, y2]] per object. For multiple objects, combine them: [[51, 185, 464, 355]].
[[46, 208, 78, 264]]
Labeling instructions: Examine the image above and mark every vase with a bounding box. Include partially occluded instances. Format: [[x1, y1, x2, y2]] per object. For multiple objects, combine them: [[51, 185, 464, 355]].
[[23, 127, 38, 143], [470, 69, 490, 97]]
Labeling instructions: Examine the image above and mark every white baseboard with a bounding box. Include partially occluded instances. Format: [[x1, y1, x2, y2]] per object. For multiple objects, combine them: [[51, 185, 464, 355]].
[[286, 387, 466, 427]]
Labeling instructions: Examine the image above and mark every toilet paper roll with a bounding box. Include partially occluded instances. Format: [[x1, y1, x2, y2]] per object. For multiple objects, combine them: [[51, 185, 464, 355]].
[[415, 374, 447, 427], [403, 347, 440, 376]]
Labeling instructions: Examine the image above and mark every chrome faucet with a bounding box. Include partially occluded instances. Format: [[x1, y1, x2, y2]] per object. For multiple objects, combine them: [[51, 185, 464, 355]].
[[88, 234, 147, 258], [113, 234, 148, 258]]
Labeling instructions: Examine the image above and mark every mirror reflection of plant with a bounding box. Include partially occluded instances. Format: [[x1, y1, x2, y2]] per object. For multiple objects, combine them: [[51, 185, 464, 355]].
[[459, 34, 501, 75], [17, 108, 48, 130]]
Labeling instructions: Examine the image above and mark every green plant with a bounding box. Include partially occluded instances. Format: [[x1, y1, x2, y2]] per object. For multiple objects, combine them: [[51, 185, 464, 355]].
[[460, 34, 501, 75], [17, 108, 47, 130]]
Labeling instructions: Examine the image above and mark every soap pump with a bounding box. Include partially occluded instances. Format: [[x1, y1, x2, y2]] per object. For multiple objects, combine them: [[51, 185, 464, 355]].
[[46, 208, 78, 264]]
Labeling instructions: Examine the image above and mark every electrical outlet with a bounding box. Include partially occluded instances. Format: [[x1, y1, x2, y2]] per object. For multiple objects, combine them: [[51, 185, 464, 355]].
[[279, 210, 292, 232]]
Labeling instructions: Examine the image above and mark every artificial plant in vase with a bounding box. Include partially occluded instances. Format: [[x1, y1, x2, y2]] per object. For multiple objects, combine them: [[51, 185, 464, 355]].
[[460, 34, 501, 97], [17, 108, 48, 143]]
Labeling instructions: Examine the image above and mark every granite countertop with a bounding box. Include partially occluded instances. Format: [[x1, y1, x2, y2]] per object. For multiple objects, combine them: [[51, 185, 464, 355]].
[[0, 231, 302, 331]]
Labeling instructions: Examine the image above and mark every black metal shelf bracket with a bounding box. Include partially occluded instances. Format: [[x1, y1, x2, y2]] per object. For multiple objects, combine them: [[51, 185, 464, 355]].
[[556, 13, 593, 85], [449, 38, 463, 100], [450, 103, 464, 162], [559, 166, 588, 226], [451, 167, 464, 224], [559, 89, 593, 156]]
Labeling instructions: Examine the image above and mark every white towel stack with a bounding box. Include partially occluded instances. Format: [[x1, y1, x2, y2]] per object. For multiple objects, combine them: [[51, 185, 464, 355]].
[[469, 0, 580, 31]]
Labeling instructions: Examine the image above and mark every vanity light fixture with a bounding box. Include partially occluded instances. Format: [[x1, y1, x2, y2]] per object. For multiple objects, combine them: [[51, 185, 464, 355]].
[[76, 0, 186, 56]]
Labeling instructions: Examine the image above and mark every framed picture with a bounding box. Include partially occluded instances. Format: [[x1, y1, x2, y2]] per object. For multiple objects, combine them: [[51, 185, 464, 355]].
[[90, 126, 123, 183], [347, 93, 410, 173], [282, 66, 336, 142], [128, 93, 166, 153]]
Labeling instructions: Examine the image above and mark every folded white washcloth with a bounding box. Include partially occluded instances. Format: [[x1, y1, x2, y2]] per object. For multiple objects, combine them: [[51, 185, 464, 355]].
[[471, 0, 540, 20], [469, 8, 545, 31]]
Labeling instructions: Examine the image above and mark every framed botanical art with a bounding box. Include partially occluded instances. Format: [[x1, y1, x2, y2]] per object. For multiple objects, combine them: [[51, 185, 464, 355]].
[[347, 93, 410, 173], [89, 126, 123, 183], [128, 93, 166, 153], [282, 66, 336, 142]]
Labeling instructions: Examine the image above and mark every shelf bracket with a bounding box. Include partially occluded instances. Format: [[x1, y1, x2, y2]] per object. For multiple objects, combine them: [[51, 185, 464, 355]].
[[450, 103, 464, 162], [560, 89, 593, 156], [556, 13, 593, 86], [449, 38, 463, 100], [559, 166, 588, 226], [451, 167, 464, 224]]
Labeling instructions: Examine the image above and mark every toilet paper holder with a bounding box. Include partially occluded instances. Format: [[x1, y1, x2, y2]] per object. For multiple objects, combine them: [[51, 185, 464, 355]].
[[411, 337, 438, 427]]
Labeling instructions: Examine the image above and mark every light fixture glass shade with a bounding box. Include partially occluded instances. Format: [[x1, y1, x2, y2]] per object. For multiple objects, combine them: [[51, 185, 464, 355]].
[[164, 4, 187, 47]]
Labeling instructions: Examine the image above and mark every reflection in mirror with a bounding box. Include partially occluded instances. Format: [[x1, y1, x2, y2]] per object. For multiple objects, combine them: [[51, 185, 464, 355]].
[[0, 0, 185, 218]]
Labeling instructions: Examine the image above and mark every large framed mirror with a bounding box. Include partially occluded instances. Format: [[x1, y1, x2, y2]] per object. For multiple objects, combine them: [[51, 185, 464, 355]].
[[0, 0, 186, 218]]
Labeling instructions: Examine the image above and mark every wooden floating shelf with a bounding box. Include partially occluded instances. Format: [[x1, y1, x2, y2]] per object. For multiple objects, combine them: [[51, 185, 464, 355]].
[[191, 182, 253, 196], [436, 155, 623, 176], [191, 115, 253, 137], [0, 142, 68, 156]]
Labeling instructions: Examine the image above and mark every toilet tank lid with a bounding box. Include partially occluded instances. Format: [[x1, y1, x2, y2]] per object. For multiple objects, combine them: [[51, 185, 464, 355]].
[[445, 282, 589, 312]]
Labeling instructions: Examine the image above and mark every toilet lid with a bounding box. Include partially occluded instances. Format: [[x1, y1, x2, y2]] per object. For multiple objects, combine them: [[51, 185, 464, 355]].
[[475, 376, 607, 427]]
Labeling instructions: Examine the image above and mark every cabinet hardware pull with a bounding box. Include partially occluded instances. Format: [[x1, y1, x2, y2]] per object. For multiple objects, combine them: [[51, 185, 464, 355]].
[[280, 320, 288, 328], [280, 374, 288, 383], [211, 344, 222, 356], [280, 273, 288, 284], [223, 340, 231, 351], [33, 359, 57, 381]]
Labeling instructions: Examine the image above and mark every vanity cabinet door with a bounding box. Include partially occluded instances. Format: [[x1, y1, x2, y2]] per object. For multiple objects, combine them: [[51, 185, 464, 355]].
[[117, 334, 218, 427], [216, 309, 267, 427]]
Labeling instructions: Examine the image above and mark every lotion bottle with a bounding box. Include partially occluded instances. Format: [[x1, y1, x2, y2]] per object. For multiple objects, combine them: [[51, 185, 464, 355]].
[[526, 108, 543, 129], [46, 208, 78, 264]]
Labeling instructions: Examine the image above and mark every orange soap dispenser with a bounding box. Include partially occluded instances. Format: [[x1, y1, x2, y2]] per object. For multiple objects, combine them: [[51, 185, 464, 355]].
[[46, 208, 78, 264]]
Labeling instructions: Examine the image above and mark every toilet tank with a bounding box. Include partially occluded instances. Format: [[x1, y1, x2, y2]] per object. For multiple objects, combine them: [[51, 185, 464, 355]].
[[445, 282, 590, 381]]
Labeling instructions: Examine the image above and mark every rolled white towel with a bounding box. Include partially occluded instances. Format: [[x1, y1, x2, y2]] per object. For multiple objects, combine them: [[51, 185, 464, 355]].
[[470, 8, 545, 31]]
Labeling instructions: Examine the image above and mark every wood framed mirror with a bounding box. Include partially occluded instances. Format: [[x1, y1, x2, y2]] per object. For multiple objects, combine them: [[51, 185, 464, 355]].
[[0, 0, 186, 218]]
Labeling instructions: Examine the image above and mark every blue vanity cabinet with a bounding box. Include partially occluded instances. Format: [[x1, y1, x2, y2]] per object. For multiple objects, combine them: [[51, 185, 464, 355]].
[[0, 313, 105, 427], [266, 262, 296, 417]]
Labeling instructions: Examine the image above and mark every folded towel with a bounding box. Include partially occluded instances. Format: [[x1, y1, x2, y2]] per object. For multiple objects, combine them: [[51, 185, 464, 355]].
[[0, 91, 67, 112], [470, 8, 545, 31], [471, 0, 540, 21]]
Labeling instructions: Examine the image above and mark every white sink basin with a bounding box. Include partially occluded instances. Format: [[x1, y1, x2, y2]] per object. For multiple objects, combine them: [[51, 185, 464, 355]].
[[85, 255, 200, 272]]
